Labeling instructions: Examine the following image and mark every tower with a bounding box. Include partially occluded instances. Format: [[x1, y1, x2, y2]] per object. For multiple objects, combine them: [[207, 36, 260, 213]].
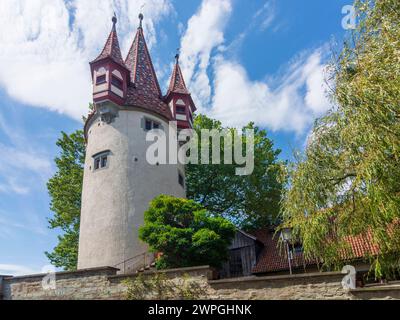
[[164, 53, 197, 130], [77, 15, 194, 271]]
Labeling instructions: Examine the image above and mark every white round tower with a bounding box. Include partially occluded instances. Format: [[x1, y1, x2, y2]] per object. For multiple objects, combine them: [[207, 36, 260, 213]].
[[77, 15, 195, 271]]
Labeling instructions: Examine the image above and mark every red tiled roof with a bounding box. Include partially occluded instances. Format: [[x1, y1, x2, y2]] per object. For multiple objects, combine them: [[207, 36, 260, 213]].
[[125, 27, 162, 97], [123, 25, 171, 119], [251, 230, 316, 274], [92, 21, 125, 67], [342, 230, 380, 259], [167, 59, 189, 96], [126, 86, 172, 120], [251, 229, 381, 274]]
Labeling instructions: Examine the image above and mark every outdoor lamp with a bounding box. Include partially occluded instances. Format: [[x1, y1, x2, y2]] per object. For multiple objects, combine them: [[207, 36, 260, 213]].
[[281, 227, 293, 242], [280, 227, 293, 275]]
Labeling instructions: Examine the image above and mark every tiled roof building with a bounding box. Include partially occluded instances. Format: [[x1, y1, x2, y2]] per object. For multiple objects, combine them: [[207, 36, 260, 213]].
[[250, 229, 381, 275], [87, 14, 196, 131]]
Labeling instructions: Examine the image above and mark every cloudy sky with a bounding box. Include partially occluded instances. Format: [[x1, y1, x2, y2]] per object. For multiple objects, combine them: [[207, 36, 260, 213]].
[[0, 0, 351, 275]]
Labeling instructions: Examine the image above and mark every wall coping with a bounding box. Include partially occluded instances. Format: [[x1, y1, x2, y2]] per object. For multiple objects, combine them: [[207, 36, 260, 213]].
[[351, 284, 400, 293], [3, 266, 119, 281], [108, 265, 211, 280], [209, 271, 346, 285]]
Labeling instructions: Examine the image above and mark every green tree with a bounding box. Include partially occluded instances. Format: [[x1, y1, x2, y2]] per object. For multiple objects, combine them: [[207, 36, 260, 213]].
[[186, 114, 284, 230], [139, 195, 236, 269], [45, 130, 85, 270], [281, 0, 400, 278]]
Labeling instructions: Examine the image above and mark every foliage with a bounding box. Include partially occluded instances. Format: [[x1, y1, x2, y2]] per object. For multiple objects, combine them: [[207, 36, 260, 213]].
[[280, 0, 400, 278], [139, 195, 236, 269], [45, 130, 85, 270], [123, 272, 207, 300], [186, 114, 284, 230]]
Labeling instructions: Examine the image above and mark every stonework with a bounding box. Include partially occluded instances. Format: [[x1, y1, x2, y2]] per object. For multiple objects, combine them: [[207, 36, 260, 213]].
[[2, 267, 399, 300]]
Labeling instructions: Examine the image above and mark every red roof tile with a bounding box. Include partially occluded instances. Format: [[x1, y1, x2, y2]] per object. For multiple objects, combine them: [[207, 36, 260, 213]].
[[124, 25, 171, 119], [92, 19, 125, 67], [251, 229, 381, 274], [251, 230, 315, 274], [126, 86, 172, 120], [342, 230, 380, 259], [125, 27, 162, 97], [167, 57, 189, 96]]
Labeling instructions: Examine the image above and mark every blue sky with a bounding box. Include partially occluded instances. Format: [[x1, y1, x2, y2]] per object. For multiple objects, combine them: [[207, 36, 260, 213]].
[[0, 0, 352, 275]]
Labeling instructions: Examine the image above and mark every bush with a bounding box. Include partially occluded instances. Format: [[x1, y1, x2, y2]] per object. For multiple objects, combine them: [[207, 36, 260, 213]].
[[139, 195, 236, 269]]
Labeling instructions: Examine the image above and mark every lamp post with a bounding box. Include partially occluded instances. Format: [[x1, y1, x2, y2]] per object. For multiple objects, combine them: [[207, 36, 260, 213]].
[[281, 227, 293, 275]]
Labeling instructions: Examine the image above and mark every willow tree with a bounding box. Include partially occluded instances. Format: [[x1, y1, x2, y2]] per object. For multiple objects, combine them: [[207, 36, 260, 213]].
[[281, 0, 400, 278]]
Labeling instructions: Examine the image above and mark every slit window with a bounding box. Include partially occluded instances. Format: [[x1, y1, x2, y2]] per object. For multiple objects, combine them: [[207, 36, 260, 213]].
[[96, 74, 106, 85], [111, 76, 123, 90]]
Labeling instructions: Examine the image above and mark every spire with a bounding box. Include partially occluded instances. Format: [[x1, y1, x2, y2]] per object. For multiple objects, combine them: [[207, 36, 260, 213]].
[[125, 13, 162, 97], [167, 52, 190, 96], [138, 13, 144, 29], [92, 15, 125, 66]]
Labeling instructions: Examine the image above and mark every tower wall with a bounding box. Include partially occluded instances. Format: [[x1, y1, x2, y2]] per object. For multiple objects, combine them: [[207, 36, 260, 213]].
[[77, 108, 185, 270]]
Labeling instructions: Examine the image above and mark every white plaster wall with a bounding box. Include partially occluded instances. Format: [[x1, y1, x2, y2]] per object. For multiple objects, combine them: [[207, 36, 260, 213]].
[[78, 108, 186, 270], [111, 85, 123, 97], [176, 114, 187, 121]]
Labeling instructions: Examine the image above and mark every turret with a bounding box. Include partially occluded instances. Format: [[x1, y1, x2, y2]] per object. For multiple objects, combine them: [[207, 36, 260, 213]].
[[89, 15, 129, 117], [164, 54, 196, 130]]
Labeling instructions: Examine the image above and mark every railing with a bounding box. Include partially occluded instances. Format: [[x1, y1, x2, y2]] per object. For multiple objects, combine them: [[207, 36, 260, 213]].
[[114, 252, 155, 274]]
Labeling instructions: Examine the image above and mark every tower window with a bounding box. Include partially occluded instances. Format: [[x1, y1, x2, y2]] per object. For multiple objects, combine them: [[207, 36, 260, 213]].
[[93, 150, 110, 171], [178, 171, 185, 188], [176, 106, 186, 114], [96, 74, 106, 85], [144, 119, 161, 131], [111, 76, 123, 90]]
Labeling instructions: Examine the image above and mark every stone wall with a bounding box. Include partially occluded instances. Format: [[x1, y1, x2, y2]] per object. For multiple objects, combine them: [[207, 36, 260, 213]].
[[208, 272, 351, 300], [1, 266, 400, 300]]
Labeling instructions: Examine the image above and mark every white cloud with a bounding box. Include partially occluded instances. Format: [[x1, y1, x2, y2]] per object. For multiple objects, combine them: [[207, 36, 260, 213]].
[[0, 264, 39, 276], [179, 0, 233, 110], [254, 0, 276, 31], [178, 0, 331, 134], [0, 142, 52, 195], [0, 111, 52, 195], [209, 50, 331, 134], [0, 0, 173, 120]]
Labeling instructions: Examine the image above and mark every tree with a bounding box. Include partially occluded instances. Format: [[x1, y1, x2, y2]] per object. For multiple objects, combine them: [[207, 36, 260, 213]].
[[139, 195, 236, 269], [45, 130, 85, 270], [186, 114, 284, 230], [281, 0, 400, 278]]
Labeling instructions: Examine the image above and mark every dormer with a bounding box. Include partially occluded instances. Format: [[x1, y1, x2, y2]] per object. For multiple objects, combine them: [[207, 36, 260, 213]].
[[90, 16, 129, 108], [164, 54, 196, 130]]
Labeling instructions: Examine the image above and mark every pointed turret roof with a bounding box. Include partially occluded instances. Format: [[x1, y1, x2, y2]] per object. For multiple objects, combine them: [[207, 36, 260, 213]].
[[92, 16, 125, 67], [124, 14, 171, 120], [125, 15, 162, 97], [166, 54, 190, 96]]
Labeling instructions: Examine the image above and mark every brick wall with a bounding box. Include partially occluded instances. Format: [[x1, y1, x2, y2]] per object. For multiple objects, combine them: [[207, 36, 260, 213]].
[[1, 266, 399, 300]]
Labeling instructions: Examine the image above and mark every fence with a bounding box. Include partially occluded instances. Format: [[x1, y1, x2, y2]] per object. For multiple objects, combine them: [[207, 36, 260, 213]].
[[113, 252, 155, 274]]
